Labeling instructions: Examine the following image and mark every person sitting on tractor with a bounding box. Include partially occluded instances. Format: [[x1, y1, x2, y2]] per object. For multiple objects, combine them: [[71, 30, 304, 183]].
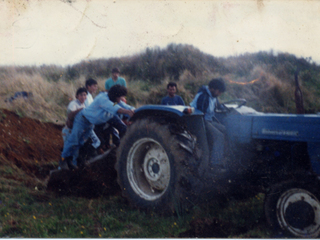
[[161, 82, 185, 106], [190, 78, 227, 171], [59, 85, 135, 170]]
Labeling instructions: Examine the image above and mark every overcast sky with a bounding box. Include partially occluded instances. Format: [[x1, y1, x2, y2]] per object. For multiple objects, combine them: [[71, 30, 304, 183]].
[[1, 0, 320, 66]]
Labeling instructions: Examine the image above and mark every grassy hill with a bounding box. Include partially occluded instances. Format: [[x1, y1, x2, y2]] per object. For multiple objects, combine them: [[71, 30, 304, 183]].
[[1, 43, 320, 123]]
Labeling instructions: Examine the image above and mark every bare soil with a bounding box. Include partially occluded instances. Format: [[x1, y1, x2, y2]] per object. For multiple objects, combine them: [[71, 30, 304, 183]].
[[0, 108, 121, 197], [0, 109, 64, 186]]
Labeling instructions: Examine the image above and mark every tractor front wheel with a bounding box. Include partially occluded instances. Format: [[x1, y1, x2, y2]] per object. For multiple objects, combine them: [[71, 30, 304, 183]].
[[264, 181, 320, 238]]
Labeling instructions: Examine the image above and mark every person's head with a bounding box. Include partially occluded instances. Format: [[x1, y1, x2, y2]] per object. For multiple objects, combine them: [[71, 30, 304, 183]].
[[85, 78, 98, 94], [208, 78, 226, 97], [111, 67, 120, 80], [167, 82, 178, 97], [108, 84, 127, 103], [75, 87, 88, 104]]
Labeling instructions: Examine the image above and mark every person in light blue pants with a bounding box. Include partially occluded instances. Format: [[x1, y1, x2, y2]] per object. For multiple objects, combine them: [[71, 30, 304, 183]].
[[60, 85, 135, 170]]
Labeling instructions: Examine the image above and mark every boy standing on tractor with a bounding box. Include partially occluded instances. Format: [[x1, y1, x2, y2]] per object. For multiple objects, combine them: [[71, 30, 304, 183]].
[[60, 85, 134, 170]]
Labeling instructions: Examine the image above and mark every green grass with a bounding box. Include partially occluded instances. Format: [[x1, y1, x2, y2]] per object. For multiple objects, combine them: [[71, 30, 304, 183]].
[[0, 183, 190, 238], [0, 175, 275, 238]]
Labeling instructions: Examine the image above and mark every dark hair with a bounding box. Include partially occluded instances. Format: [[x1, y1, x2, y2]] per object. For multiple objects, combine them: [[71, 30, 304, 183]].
[[167, 82, 177, 89], [75, 87, 88, 97], [111, 67, 120, 73], [208, 78, 226, 92], [85, 78, 97, 88], [108, 85, 127, 102]]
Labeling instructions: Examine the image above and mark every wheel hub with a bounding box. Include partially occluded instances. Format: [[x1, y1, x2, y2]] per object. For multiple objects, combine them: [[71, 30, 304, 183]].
[[151, 161, 160, 174], [127, 138, 171, 201], [285, 200, 315, 229], [143, 146, 170, 190], [145, 157, 161, 179], [277, 188, 320, 238]]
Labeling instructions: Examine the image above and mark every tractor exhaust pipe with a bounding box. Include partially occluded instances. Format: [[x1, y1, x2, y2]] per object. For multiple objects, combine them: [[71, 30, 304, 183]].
[[294, 69, 305, 114]]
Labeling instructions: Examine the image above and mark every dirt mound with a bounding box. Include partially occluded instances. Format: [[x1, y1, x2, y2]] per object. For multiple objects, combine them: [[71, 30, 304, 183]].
[[0, 108, 120, 197], [0, 109, 63, 183]]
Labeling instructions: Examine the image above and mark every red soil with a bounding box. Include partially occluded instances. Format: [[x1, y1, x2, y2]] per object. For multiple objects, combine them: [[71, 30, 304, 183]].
[[0, 109, 63, 183], [0, 108, 120, 197]]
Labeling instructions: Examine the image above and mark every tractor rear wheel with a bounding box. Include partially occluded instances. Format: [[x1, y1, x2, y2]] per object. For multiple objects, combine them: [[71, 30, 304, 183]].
[[116, 119, 200, 214]]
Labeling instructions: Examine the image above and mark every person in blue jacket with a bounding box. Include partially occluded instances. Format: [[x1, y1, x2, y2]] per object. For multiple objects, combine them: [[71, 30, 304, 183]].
[[60, 85, 135, 170], [161, 82, 185, 106], [190, 78, 227, 171]]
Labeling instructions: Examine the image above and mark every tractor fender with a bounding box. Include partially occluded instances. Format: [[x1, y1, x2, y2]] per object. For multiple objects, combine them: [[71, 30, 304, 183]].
[[129, 105, 210, 176], [130, 105, 202, 123]]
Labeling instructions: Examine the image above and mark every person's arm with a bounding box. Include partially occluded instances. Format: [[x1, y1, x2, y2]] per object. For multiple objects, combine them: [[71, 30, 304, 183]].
[[66, 108, 83, 128], [189, 93, 201, 109], [118, 100, 135, 110], [215, 97, 228, 111], [117, 108, 134, 117]]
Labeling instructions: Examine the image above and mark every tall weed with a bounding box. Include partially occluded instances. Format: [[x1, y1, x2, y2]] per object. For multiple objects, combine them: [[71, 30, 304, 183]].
[[1, 54, 320, 125]]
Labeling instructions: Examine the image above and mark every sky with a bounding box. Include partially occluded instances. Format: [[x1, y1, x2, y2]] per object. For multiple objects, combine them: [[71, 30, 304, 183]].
[[1, 0, 320, 66]]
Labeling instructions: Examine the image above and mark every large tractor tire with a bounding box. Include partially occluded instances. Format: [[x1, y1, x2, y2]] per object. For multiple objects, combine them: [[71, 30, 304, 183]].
[[264, 180, 320, 238], [116, 119, 201, 214]]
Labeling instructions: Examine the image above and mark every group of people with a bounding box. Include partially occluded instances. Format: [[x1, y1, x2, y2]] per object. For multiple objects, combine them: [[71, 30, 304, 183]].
[[60, 68, 133, 170], [60, 66, 228, 172]]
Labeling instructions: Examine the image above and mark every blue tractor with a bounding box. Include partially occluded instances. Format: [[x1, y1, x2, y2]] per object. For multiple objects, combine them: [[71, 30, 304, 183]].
[[116, 100, 320, 238]]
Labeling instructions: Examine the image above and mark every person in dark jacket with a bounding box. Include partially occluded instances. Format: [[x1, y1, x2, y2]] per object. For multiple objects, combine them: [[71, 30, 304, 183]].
[[190, 78, 227, 171]]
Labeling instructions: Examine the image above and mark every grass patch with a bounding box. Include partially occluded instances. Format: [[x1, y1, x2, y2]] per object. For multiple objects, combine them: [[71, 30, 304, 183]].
[[0, 185, 190, 238], [0, 177, 275, 238]]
